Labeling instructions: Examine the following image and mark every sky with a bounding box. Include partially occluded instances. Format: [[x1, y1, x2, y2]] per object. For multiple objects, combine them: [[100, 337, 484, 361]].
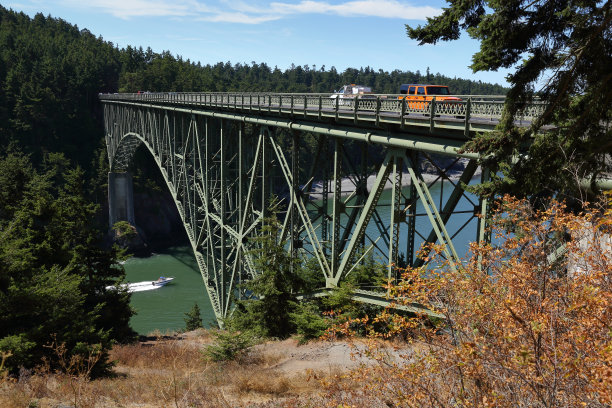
[[5, 0, 513, 87]]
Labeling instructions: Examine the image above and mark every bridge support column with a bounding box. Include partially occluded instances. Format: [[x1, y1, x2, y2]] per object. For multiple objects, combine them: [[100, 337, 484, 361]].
[[108, 172, 135, 227]]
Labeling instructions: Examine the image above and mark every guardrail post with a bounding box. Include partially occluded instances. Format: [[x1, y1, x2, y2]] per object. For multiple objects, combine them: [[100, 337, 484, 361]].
[[318, 95, 322, 120], [290, 95, 294, 116], [429, 96, 436, 132], [268, 95, 272, 113], [375, 96, 381, 127], [335, 96, 339, 121], [401, 97, 407, 129], [353, 95, 359, 124], [304, 95, 308, 118], [464, 97, 471, 137]]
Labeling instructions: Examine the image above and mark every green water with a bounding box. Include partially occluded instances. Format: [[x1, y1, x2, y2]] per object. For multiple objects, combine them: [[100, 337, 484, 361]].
[[124, 246, 216, 335], [125, 178, 480, 334]]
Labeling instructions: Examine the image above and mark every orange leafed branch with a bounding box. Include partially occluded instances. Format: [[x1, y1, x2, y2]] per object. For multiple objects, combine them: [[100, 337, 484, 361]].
[[325, 195, 611, 407]]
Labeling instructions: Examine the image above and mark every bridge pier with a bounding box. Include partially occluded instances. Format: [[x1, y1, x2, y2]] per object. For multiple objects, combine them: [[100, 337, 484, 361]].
[[108, 172, 135, 227]]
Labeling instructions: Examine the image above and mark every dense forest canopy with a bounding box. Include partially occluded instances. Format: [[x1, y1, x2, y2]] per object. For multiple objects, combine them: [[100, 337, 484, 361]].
[[117, 52, 508, 95]]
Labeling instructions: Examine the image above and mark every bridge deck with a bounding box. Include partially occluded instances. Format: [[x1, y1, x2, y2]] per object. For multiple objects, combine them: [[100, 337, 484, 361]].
[[101, 92, 544, 138]]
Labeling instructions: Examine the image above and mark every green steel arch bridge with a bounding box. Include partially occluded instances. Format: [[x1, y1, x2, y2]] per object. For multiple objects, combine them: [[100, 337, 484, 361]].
[[101, 92, 547, 323]]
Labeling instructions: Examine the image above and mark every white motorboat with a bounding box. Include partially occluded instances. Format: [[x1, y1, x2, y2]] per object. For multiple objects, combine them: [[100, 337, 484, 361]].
[[152, 276, 174, 287], [106, 276, 175, 293]]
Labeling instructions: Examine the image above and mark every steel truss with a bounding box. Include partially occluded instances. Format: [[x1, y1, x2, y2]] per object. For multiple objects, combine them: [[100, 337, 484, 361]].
[[104, 102, 490, 324]]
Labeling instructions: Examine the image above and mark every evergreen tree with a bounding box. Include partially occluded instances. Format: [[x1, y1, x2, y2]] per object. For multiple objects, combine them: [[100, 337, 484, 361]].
[[229, 216, 300, 339], [0, 154, 134, 376], [184, 303, 203, 331], [407, 1, 612, 199]]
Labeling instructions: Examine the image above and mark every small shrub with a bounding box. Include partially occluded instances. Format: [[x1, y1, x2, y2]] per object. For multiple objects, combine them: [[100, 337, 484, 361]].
[[112, 220, 136, 238], [204, 330, 254, 362], [290, 302, 328, 344], [0, 334, 34, 374]]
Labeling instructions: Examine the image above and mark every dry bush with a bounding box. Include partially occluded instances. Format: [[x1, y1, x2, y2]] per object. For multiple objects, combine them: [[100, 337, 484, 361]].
[[324, 195, 612, 407], [230, 368, 348, 407], [2, 323, 365, 407], [239, 348, 284, 367], [0, 361, 231, 408], [0, 384, 31, 408], [233, 370, 291, 395], [87, 371, 230, 407], [0, 333, 231, 408], [109, 337, 204, 371]]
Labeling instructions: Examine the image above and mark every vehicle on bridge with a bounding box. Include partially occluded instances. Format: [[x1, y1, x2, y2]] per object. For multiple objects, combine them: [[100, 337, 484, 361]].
[[399, 84, 462, 111], [330, 84, 375, 106]]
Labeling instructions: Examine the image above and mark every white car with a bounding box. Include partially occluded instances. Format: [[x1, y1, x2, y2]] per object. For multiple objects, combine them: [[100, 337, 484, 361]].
[[329, 84, 374, 106]]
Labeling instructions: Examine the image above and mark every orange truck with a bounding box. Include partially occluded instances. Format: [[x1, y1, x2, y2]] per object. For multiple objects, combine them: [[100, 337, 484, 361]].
[[399, 84, 461, 111]]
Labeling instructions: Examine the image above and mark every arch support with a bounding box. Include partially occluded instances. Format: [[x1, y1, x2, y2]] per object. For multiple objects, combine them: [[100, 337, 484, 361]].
[[103, 101, 489, 327]]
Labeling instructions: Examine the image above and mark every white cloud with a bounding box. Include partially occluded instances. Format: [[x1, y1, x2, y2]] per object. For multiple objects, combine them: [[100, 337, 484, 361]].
[[268, 0, 440, 20], [199, 11, 281, 24], [60, 0, 210, 19], [59, 0, 440, 22]]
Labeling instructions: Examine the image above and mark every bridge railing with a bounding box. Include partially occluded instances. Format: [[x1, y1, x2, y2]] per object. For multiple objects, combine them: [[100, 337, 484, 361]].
[[100, 92, 547, 129]]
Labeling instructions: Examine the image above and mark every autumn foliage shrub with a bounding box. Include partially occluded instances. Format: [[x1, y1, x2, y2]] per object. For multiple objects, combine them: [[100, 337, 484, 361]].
[[325, 195, 611, 407]]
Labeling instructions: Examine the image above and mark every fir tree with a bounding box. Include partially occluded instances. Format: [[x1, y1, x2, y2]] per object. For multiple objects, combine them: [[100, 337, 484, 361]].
[[184, 303, 203, 331], [0, 154, 134, 376], [407, 1, 612, 199], [229, 216, 300, 339]]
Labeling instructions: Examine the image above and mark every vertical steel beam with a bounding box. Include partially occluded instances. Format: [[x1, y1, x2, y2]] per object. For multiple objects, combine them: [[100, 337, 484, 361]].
[[406, 151, 418, 266], [321, 138, 329, 256], [219, 119, 226, 316], [331, 138, 343, 276], [261, 127, 268, 225], [290, 132, 299, 259], [477, 167, 491, 245], [388, 156, 402, 280], [238, 123, 244, 287], [477, 167, 491, 271]]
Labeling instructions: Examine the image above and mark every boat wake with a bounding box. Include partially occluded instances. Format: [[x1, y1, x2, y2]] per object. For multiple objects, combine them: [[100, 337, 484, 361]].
[[106, 277, 175, 293], [126, 281, 166, 293]]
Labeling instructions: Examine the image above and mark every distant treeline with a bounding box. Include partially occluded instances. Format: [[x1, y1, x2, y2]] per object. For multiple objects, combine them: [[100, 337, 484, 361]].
[[119, 50, 508, 95]]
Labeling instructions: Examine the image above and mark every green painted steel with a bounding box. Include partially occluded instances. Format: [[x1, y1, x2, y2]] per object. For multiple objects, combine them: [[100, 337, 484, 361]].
[[299, 288, 445, 319], [101, 92, 547, 135], [102, 93, 522, 325]]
